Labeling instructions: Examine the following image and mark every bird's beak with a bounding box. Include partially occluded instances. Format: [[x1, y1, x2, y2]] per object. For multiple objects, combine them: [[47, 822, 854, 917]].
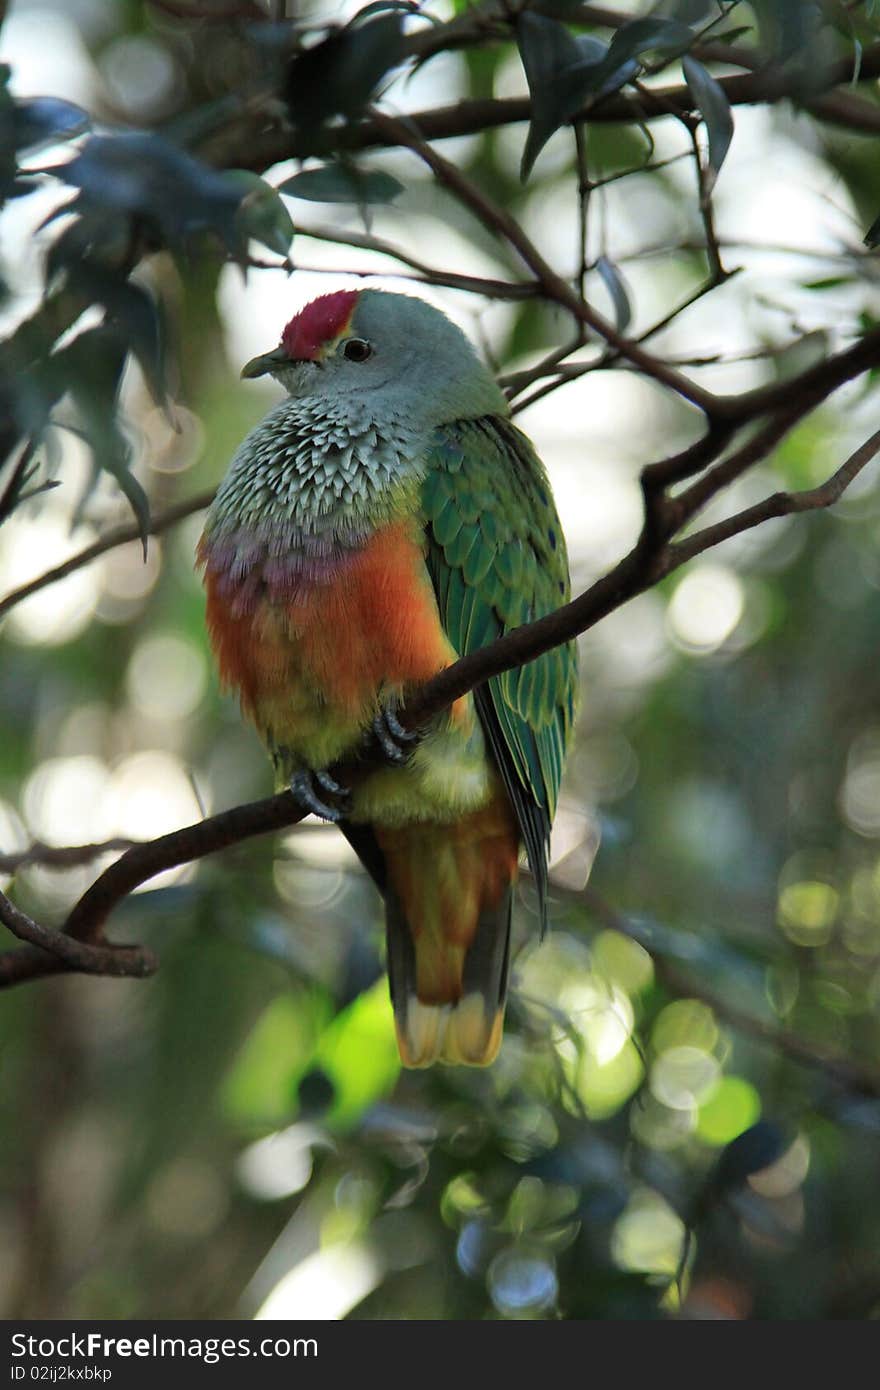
[[240, 345, 292, 379]]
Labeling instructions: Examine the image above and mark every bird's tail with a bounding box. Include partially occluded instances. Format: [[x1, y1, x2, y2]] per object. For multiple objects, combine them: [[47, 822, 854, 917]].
[[376, 804, 519, 1067], [385, 887, 512, 1066]]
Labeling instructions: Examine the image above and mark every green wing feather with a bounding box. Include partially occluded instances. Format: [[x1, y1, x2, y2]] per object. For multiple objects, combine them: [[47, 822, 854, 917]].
[[423, 416, 578, 932]]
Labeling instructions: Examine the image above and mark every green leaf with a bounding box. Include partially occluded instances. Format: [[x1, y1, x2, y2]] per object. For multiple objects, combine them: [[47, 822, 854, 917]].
[[709, 26, 756, 46], [802, 276, 850, 291], [44, 214, 123, 288], [751, 0, 823, 66], [110, 464, 151, 558], [310, 981, 400, 1129], [283, 13, 407, 137], [516, 14, 639, 181], [221, 989, 334, 1126], [60, 325, 151, 547], [603, 16, 694, 64], [596, 255, 632, 333], [92, 271, 168, 410], [222, 170, 294, 258], [571, 16, 693, 101], [865, 212, 880, 249], [279, 161, 403, 205], [517, 13, 693, 181], [44, 227, 170, 411], [683, 55, 734, 192], [517, 13, 581, 180], [11, 96, 90, 152], [852, 36, 863, 86], [51, 132, 247, 260]]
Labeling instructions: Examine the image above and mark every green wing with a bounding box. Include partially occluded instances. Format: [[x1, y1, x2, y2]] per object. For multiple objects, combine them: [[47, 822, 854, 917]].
[[422, 415, 578, 931]]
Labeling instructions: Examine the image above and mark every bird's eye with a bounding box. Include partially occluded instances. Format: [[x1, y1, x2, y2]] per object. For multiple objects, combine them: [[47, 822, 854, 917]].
[[342, 338, 372, 363]]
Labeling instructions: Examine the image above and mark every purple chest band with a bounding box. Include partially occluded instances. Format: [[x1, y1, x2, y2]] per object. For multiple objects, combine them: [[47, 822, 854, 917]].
[[202, 527, 364, 616]]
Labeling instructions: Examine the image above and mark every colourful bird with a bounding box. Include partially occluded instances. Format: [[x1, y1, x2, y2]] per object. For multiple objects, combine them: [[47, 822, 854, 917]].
[[198, 289, 577, 1066]]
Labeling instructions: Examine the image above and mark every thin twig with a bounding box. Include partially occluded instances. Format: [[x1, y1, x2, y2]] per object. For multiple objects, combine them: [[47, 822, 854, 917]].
[[574, 122, 591, 303], [0, 439, 38, 528], [0, 839, 141, 874], [0, 489, 214, 622], [294, 223, 539, 300]]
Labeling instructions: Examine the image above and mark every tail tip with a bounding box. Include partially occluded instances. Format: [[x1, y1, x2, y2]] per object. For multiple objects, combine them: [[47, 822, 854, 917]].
[[396, 994, 504, 1068]]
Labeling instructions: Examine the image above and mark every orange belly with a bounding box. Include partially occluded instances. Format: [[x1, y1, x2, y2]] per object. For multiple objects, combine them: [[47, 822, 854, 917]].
[[201, 520, 458, 732]]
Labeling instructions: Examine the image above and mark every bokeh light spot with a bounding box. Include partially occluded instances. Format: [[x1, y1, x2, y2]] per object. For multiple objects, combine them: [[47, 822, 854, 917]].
[[667, 563, 745, 655], [487, 1248, 558, 1317], [696, 1077, 762, 1146], [611, 1189, 686, 1277], [591, 929, 654, 996], [0, 517, 99, 646], [237, 1124, 320, 1202], [0, 798, 27, 891], [840, 730, 880, 837], [652, 999, 719, 1055], [749, 1135, 810, 1199], [651, 1045, 721, 1111], [23, 755, 111, 843], [777, 880, 838, 947], [126, 632, 207, 722]]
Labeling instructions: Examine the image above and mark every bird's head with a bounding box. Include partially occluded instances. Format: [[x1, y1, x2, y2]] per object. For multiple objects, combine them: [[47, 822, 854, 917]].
[[240, 288, 506, 422]]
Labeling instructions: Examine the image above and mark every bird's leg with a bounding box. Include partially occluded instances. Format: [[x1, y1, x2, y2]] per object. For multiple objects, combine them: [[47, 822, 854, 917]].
[[289, 768, 352, 823], [371, 700, 420, 766]]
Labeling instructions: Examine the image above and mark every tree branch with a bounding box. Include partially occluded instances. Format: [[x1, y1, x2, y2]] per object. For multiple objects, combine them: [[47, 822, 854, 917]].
[[228, 43, 880, 170], [0, 891, 157, 984], [669, 425, 880, 568]]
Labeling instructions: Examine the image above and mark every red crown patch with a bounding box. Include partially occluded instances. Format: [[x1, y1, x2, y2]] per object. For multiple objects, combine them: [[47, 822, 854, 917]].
[[281, 290, 360, 361]]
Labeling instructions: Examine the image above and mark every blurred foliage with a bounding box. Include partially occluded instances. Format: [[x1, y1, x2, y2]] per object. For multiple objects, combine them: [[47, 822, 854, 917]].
[[2, 0, 880, 1324]]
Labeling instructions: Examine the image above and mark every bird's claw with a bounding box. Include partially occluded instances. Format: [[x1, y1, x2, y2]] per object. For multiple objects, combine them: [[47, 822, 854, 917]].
[[372, 704, 419, 766], [290, 768, 351, 823]]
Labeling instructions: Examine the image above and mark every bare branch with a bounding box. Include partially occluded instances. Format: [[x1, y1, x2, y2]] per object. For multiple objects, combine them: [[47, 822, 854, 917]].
[[60, 791, 302, 948], [0, 891, 157, 984]]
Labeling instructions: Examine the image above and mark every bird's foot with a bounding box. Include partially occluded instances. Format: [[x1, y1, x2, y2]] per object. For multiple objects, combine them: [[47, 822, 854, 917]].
[[290, 768, 351, 823], [371, 703, 419, 766]]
